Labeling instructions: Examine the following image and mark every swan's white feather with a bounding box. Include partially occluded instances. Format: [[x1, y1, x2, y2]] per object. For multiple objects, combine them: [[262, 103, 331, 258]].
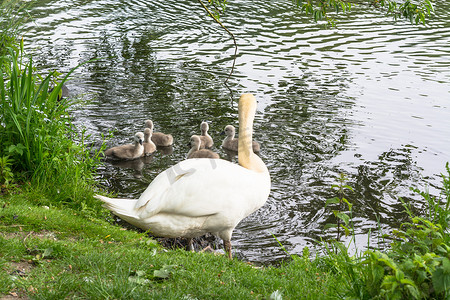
[[97, 158, 270, 240], [137, 158, 269, 217], [94, 195, 137, 218]]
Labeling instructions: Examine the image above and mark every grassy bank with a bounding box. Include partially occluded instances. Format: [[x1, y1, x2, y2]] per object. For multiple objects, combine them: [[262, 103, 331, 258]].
[[1, 169, 450, 299], [0, 195, 337, 299]]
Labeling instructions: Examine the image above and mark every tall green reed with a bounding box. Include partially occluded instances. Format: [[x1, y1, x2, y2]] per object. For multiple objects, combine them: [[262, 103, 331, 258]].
[[0, 47, 105, 211], [0, 0, 29, 57], [1, 47, 70, 174]]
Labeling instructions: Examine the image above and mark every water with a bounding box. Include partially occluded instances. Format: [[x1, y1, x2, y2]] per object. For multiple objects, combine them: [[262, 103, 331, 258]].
[[22, 0, 450, 263]]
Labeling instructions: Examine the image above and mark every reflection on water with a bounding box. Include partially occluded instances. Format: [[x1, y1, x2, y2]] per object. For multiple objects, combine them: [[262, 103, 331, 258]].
[[23, 0, 450, 263]]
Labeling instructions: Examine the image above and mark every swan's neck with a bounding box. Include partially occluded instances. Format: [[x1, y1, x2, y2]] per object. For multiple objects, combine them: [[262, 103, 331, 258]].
[[187, 143, 199, 158], [145, 120, 153, 130], [192, 141, 200, 152], [134, 141, 143, 155], [225, 132, 234, 141], [238, 94, 267, 174]]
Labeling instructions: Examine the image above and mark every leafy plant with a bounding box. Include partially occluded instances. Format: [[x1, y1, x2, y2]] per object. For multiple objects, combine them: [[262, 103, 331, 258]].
[[0, 156, 14, 189], [325, 173, 355, 241], [316, 165, 450, 299], [0, 46, 105, 210], [361, 164, 450, 299], [291, 0, 434, 25]]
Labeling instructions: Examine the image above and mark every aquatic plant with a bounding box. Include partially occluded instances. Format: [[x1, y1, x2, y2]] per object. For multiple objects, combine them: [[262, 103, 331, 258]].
[[324, 165, 450, 299], [325, 172, 355, 242], [362, 163, 450, 299]]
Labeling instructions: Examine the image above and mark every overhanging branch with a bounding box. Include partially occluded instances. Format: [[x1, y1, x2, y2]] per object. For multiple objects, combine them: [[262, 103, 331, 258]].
[[197, 0, 238, 88]]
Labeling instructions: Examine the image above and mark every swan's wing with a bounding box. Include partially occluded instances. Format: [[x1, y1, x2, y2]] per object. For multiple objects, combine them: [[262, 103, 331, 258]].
[[135, 158, 265, 219]]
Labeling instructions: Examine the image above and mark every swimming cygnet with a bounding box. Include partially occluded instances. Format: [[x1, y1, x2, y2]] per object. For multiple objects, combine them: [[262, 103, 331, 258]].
[[145, 120, 173, 147], [199, 121, 213, 149], [143, 128, 157, 155], [187, 135, 219, 159], [221, 125, 260, 153], [104, 132, 144, 160]]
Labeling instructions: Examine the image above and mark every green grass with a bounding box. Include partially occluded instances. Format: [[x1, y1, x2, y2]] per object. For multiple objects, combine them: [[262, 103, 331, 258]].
[[0, 194, 340, 299], [2, 170, 449, 300]]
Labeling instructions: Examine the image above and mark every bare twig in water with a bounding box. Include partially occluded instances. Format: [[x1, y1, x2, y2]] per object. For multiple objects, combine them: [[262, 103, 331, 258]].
[[197, 0, 237, 101]]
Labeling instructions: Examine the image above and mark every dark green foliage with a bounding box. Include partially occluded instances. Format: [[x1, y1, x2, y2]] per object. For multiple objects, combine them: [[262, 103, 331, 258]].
[[308, 165, 450, 299], [364, 165, 450, 299], [0, 48, 105, 210], [322, 165, 450, 299], [291, 0, 435, 25], [0, 155, 14, 188]]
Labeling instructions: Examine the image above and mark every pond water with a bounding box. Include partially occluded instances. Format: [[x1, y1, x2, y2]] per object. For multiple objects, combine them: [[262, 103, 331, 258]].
[[23, 0, 450, 263]]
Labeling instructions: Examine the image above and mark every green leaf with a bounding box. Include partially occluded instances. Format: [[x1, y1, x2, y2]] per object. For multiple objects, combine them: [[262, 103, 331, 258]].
[[343, 185, 354, 192], [342, 198, 353, 210], [371, 264, 385, 283], [8, 144, 25, 156], [395, 270, 405, 281], [326, 197, 340, 206], [335, 212, 350, 226], [442, 257, 450, 274], [340, 224, 350, 236], [377, 252, 398, 270], [128, 276, 150, 285], [404, 283, 420, 299], [432, 266, 450, 294], [43, 247, 53, 258], [403, 259, 415, 270], [128, 270, 151, 285], [324, 223, 337, 230], [153, 265, 177, 279], [139, 238, 158, 249]]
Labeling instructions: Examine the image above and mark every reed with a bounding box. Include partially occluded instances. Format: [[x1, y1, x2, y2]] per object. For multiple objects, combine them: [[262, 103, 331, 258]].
[[0, 0, 29, 57], [0, 48, 105, 210]]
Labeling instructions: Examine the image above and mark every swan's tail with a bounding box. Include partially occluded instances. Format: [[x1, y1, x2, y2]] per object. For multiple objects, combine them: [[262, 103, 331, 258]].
[[94, 195, 138, 219]]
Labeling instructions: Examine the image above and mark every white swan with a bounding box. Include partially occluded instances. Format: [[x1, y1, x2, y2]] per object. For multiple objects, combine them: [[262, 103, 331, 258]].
[[95, 94, 270, 258], [143, 128, 157, 155], [145, 120, 173, 147], [104, 132, 144, 160], [199, 121, 213, 149], [187, 135, 220, 159], [221, 125, 260, 153]]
